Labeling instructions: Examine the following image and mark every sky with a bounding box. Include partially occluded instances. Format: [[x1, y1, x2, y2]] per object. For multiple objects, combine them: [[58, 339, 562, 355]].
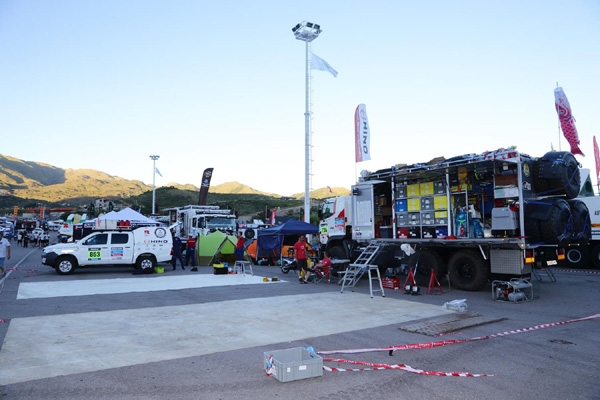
[[1, 0, 599, 196]]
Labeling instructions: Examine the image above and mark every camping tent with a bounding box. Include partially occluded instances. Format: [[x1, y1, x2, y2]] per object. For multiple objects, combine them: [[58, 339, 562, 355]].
[[257, 219, 319, 260], [98, 208, 157, 225], [197, 230, 238, 266]]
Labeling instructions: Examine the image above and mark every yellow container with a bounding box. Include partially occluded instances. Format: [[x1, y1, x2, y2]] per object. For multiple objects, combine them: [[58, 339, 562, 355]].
[[407, 184, 420, 197], [154, 267, 164, 274], [434, 211, 448, 218], [407, 198, 421, 211], [419, 182, 434, 196], [434, 195, 448, 210], [450, 184, 472, 193]]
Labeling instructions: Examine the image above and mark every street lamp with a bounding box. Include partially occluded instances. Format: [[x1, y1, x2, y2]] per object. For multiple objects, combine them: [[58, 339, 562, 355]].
[[149, 155, 160, 214], [292, 21, 322, 224]]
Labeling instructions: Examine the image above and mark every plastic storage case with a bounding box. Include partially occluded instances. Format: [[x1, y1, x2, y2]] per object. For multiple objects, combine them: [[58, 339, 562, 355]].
[[264, 347, 323, 382]]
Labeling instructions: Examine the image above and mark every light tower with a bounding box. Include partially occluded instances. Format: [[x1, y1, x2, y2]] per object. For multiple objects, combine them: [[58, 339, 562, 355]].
[[292, 21, 322, 223], [149, 155, 160, 215]]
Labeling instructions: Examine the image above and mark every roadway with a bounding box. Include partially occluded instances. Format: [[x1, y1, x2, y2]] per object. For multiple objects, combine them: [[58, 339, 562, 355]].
[[0, 234, 599, 399]]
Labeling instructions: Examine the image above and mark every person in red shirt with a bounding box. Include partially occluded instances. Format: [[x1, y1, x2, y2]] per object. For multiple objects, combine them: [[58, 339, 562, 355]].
[[312, 251, 331, 281], [235, 232, 245, 261], [185, 235, 197, 266], [294, 235, 309, 283]]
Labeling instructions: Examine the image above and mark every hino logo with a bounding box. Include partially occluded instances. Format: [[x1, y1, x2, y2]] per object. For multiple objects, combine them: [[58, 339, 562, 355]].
[[594, 210, 600, 216]]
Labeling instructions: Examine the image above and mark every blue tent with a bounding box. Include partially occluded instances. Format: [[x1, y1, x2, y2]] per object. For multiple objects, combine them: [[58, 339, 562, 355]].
[[257, 218, 319, 251]]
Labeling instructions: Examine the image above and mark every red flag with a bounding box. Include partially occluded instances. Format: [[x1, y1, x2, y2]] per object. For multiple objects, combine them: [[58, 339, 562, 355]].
[[270, 208, 277, 225], [555, 87, 584, 156], [594, 136, 600, 186]]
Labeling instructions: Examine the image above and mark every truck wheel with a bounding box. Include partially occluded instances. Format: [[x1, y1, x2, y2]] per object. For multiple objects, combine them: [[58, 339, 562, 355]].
[[562, 247, 589, 269], [136, 256, 156, 273], [589, 244, 600, 270], [448, 250, 488, 291], [413, 249, 444, 286], [567, 200, 591, 245], [55, 256, 77, 275]]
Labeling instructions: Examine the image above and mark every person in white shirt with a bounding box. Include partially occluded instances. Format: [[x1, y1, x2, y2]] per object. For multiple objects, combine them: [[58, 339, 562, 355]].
[[0, 231, 11, 278]]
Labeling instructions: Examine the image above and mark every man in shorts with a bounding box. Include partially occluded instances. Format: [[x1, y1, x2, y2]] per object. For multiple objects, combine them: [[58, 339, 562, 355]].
[[294, 235, 309, 283], [0, 231, 11, 278]]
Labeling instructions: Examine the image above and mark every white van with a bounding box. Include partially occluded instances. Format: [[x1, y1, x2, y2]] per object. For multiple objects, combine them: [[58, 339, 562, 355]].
[[42, 226, 172, 275]]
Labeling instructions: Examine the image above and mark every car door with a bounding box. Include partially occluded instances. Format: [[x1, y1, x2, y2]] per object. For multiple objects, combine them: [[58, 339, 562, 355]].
[[80, 233, 109, 265], [109, 232, 133, 264]]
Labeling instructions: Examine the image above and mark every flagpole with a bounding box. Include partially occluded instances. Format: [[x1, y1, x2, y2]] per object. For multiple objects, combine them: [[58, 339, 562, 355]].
[[150, 155, 159, 215], [556, 82, 561, 151]]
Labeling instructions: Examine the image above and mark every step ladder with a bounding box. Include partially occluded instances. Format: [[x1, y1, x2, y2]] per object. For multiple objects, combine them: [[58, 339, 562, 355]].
[[367, 265, 385, 298], [340, 241, 384, 294]]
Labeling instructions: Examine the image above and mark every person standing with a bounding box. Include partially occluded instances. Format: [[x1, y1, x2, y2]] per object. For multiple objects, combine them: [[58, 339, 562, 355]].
[[294, 235, 309, 283], [0, 231, 11, 278], [171, 231, 185, 270], [235, 231, 245, 261], [185, 235, 197, 267]]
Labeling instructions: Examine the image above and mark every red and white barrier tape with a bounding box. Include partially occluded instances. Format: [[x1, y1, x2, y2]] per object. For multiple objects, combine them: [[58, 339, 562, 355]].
[[265, 354, 276, 377], [322, 358, 493, 377], [317, 313, 600, 355], [553, 268, 600, 275]]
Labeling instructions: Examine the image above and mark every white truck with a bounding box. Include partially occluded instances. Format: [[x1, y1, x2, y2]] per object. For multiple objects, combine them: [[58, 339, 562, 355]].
[[164, 205, 237, 238], [42, 226, 172, 274], [320, 149, 589, 290]]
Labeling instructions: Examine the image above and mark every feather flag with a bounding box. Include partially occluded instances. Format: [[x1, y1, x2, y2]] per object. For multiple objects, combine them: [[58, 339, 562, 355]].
[[355, 104, 371, 162], [155, 168, 163, 177], [594, 136, 600, 186], [555, 87, 584, 156]]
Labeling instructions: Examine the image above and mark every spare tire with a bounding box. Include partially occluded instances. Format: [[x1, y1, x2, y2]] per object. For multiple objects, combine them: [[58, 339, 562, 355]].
[[244, 229, 255, 240], [534, 151, 580, 199], [540, 198, 572, 246], [448, 250, 488, 291], [567, 200, 591, 245]]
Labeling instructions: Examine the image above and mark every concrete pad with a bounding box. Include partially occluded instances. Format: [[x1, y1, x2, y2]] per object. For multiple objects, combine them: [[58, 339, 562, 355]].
[[0, 292, 449, 385], [17, 274, 278, 299]]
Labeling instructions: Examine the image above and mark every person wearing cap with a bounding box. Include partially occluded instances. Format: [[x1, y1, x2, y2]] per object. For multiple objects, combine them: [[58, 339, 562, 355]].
[[0, 231, 11, 278]]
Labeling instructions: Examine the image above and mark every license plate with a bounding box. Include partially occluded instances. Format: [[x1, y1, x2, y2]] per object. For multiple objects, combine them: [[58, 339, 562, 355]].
[[546, 260, 558, 266]]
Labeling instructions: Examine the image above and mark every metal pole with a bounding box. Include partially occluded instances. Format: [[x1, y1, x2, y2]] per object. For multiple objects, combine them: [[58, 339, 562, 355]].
[[304, 40, 311, 223], [150, 155, 159, 215]]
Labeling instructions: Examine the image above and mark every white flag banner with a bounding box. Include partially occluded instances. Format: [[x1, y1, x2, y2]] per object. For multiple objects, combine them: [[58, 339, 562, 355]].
[[311, 53, 338, 77], [355, 104, 371, 162], [155, 168, 163, 177]]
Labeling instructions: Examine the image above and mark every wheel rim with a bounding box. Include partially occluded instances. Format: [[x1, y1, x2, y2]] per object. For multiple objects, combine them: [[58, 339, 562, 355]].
[[455, 260, 475, 281], [140, 259, 153, 269], [566, 249, 582, 264], [58, 260, 72, 273]]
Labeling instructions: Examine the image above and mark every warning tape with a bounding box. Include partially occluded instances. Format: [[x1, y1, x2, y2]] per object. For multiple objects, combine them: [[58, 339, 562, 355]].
[[265, 354, 276, 377], [317, 313, 600, 355], [323, 358, 493, 377]]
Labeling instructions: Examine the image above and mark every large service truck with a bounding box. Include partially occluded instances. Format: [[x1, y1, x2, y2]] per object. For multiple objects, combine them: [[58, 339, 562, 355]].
[[164, 205, 237, 238], [319, 148, 591, 291]]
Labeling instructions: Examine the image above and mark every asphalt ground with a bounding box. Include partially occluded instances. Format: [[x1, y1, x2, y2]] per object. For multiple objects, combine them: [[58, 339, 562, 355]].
[[0, 235, 599, 400]]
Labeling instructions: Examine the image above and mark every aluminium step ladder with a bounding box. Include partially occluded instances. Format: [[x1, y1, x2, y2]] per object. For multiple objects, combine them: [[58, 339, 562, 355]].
[[340, 241, 385, 297]]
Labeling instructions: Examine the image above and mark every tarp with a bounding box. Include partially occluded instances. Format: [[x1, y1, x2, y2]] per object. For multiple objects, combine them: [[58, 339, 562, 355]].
[[196, 230, 238, 266], [257, 219, 319, 250]]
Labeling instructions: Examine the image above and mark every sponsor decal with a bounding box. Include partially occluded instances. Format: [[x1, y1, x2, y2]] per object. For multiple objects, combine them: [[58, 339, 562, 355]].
[[111, 247, 124, 260], [155, 228, 167, 238]]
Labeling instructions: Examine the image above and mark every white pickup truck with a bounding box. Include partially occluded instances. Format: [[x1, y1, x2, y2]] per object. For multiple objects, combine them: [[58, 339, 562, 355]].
[[42, 226, 172, 274]]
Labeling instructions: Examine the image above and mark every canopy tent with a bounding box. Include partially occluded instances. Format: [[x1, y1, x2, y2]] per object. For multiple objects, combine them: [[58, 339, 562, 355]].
[[197, 230, 239, 266], [96, 208, 158, 229], [256, 219, 319, 263]]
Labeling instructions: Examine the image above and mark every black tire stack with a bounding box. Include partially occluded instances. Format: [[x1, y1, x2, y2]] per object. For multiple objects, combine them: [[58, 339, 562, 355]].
[[527, 151, 585, 246]]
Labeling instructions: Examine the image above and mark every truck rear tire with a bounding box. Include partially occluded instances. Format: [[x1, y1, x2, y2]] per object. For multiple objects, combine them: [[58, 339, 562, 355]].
[[540, 199, 572, 246], [55, 256, 77, 275], [136, 255, 156, 273], [448, 250, 488, 291], [414, 249, 444, 287], [567, 200, 591, 245]]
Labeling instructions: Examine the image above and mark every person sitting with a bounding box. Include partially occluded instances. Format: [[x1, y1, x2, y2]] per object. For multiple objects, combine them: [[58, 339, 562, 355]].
[[310, 251, 331, 282]]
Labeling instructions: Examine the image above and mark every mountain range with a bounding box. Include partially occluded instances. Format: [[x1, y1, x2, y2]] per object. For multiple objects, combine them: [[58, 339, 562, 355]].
[[0, 155, 349, 203]]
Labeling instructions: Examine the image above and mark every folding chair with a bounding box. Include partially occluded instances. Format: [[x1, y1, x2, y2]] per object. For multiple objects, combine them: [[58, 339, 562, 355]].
[[311, 264, 330, 284]]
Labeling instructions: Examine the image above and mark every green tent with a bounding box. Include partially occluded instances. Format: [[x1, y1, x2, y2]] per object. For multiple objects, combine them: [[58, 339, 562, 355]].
[[196, 231, 239, 266]]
